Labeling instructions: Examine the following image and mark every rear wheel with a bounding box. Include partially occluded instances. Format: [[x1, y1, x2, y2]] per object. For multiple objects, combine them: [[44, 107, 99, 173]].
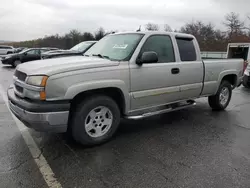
[[242, 75, 250, 88], [208, 81, 232, 111], [71, 95, 120, 146]]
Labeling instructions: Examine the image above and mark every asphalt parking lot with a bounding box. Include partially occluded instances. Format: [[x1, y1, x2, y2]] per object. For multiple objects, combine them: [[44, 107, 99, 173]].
[[0, 63, 250, 188]]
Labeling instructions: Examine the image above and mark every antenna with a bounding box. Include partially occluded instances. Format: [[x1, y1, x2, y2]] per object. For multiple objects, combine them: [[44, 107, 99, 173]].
[[136, 25, 141, 32]]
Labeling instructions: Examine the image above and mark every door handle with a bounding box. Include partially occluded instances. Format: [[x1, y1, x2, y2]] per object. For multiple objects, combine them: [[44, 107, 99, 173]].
[[171, 68, 180, 74]]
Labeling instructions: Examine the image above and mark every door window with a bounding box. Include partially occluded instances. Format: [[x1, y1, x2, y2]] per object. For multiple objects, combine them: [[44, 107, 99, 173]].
[[140, 35, 175, 63], [40, 49, 48, 54], [26, 50, 36, 55], [176, 38, 197, 61]]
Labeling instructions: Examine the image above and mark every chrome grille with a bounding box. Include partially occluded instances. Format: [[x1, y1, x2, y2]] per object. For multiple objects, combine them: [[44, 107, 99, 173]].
[[14, 70, 27, 82]]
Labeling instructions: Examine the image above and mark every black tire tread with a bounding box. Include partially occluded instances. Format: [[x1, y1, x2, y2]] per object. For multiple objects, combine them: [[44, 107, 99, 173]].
[[71, 95, 120, 146], [208, 81, 232, 111], [242, 76, 250, 88]]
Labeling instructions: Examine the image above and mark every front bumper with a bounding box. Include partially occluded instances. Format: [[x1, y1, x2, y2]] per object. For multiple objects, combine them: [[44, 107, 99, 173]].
[[1, 58, 14, 65], [8, 87, 70, 132]]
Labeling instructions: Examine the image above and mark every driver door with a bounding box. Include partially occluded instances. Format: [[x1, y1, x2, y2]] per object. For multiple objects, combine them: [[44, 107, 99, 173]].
[[130, 35, 181, 110], [22, 49, 40, 62]]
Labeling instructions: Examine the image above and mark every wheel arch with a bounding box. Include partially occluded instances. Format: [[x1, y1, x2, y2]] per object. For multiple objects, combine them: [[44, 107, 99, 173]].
[[216, 70, 238, 93]]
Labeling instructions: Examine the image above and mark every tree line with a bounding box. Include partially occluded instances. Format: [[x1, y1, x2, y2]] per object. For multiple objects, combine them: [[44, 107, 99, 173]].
[[6, 12, 250, 51], [7, 27, 108, 49]]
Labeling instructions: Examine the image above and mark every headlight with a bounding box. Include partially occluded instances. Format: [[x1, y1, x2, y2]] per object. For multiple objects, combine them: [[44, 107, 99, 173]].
[[5, 55, 12, 59], [26, 75, 48, 100], [26, 75, 48, 87]]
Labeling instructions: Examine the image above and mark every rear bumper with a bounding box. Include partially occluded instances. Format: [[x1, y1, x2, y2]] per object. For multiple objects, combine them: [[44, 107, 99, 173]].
[[8, 87, 70, 132]]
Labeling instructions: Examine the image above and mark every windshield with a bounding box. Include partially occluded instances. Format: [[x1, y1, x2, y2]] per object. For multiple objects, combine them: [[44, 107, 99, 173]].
[[84, 34, 144, 61], [19, 48, 27, 53], [70, 42, 94, 52], [19, 48, 30, 54]]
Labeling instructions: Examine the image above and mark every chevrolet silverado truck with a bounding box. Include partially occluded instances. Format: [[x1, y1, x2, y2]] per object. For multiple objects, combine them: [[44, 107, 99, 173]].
[[8, 31, 244, 146]]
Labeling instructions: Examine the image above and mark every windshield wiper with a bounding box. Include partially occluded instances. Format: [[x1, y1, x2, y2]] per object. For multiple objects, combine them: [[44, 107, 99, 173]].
[[92, 54, 110, 60]]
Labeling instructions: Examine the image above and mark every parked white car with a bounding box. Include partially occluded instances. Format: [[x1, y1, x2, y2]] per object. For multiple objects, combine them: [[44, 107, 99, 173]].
[[0, 45, 14, 55]]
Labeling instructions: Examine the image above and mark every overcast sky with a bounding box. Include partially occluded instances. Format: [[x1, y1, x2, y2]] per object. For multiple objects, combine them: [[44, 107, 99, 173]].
[[0, 0, 249, 41]]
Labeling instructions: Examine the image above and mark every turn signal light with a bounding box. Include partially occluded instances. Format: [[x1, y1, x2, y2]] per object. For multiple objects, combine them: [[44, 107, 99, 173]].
[[40, 91, 46, 100]]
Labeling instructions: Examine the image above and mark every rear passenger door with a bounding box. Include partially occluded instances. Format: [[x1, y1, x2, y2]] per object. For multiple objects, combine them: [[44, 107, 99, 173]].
[[175, 37, 203, 100], [39, 49, 49, 59]]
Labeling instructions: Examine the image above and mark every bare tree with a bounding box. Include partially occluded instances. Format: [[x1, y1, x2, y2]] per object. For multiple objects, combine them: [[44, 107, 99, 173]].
[[94, 27, 106, 40], [223, 12, 244, 36], [145, 23, 159, 31], [180, 21, 217, 51], [163, 24, 172, 32]]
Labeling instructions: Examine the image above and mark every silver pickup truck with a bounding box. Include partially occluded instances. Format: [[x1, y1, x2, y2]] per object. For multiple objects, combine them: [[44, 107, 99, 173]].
[[8, 31, 244, 145]]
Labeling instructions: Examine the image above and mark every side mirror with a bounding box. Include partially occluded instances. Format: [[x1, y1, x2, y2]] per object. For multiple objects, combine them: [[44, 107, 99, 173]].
[[136, 51, 158, 65], [24, 52, 27, 55]]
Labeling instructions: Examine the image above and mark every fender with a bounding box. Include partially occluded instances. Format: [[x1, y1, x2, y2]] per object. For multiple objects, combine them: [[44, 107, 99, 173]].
[[215, 69, 238, 93], [64, 79, 130, 113]]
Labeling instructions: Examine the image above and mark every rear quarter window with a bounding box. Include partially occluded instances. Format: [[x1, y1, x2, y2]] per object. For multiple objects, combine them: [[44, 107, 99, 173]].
[[176, 38, 197, 61]]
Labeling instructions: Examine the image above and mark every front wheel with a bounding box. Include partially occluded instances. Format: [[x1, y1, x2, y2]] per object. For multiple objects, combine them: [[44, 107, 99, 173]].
[[208, 81, 232, 111], [13, 60, 21, 68], [71, 95, 120, 146]]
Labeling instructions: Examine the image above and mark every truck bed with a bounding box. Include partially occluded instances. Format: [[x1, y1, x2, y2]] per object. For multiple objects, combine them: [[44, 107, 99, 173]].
[[201, 58, 244, 96]]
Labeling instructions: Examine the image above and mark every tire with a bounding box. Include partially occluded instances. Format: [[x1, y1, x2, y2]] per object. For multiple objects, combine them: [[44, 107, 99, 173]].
[[208, 81, 232, 111], [242, 75, 250, 88], [13, 60, 21, 68], [71, 95, 120, 146]]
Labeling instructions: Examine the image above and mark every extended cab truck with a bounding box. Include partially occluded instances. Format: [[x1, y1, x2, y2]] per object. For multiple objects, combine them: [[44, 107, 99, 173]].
[[8, 32, 244, 146]]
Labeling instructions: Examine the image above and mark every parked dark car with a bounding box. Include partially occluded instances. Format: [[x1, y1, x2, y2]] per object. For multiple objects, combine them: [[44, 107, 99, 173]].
[[1, 48, 56, 67], [41, 41, 96, 59]]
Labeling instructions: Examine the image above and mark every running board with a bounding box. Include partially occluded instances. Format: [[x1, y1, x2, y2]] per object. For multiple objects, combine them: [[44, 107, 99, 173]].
[[126, 101, 196, 120]]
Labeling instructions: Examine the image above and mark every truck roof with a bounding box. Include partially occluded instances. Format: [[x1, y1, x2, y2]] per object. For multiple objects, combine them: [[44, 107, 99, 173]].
[[111, 31, 195, 39]]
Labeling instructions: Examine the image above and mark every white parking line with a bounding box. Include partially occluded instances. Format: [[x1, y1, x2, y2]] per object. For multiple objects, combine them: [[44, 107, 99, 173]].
[[0, 85, 62, 188]]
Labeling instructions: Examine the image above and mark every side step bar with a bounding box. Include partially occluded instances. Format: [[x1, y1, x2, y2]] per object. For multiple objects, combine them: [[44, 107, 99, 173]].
[[126, 100, 196, 120]]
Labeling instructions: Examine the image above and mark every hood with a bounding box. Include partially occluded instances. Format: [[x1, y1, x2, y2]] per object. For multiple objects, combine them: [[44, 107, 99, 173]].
[[17, 56, 119, 76], [4, 53, 18, 59]]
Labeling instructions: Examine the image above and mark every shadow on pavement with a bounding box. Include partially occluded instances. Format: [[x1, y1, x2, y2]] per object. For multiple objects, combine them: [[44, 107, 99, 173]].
[[1, 65, 14, 71]]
